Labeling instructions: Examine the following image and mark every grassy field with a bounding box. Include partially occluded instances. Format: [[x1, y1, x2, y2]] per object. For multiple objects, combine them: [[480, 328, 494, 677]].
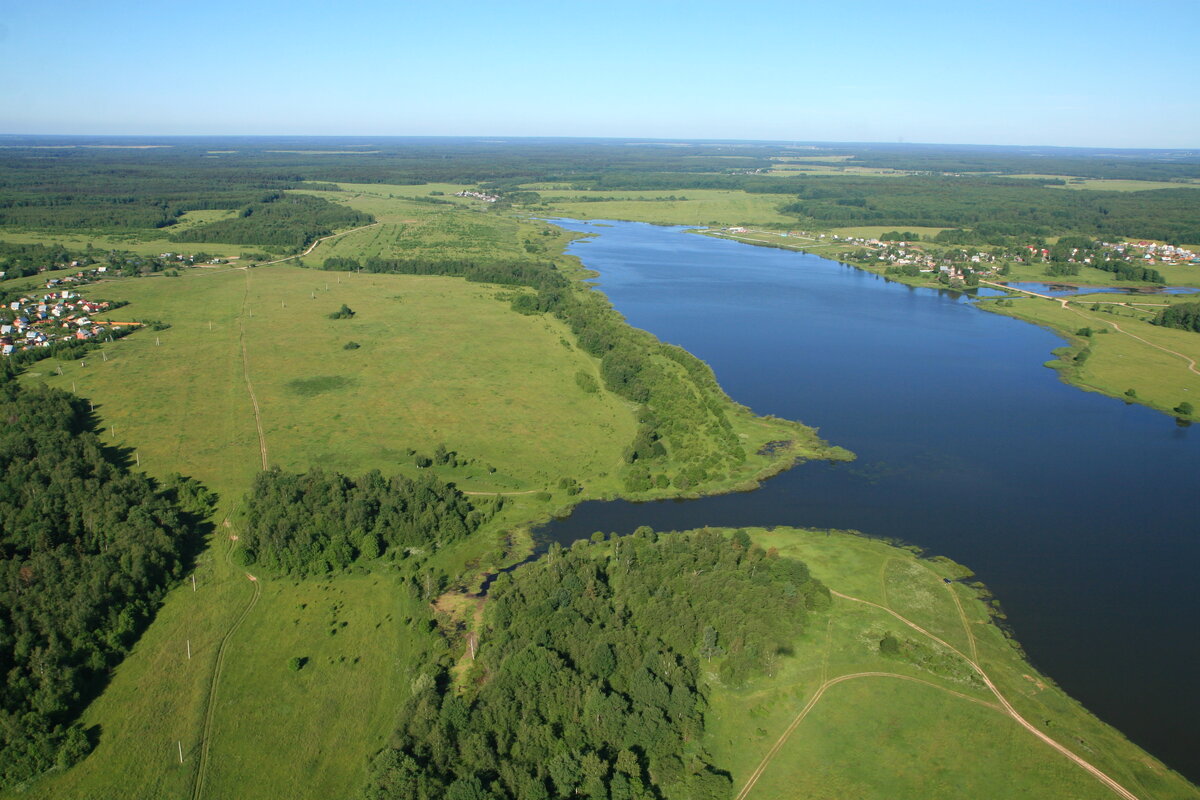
[[1007, 174, 1200, 192], [0, 226, 249, 259], [978, 295, 1200, 418], [829, 225, 952, 240], [24, 264, 639, 501], [536, 188, 797, 227], [705, 527, 1198, 800], [197, 571, 429, 800]]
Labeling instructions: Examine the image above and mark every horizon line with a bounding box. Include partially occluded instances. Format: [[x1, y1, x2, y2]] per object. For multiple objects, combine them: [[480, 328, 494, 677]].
[[0, 132, 1197, 153]]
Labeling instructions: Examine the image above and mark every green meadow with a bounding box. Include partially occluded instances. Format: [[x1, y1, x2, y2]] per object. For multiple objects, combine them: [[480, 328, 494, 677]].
[[24, 263, 639, 501], [703, 527, 1198, 800], [537, 188, 797, 227], [978, 295, 1200, 418], [0, 225, 248, 259]]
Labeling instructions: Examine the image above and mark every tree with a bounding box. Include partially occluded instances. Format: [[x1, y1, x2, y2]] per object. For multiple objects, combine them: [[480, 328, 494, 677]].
[[1175, 401, 1194, 417]]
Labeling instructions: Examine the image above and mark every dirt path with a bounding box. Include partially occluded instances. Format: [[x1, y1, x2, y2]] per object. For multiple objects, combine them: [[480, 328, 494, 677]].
[[736, 590, 1139, 800], [191, 543, 261, 800], [239, 271, 269, 469], [1060, 300, 1200, 377], [943, 579, 979, 662], [258, 222, 379, 266], [734, 670, 1002, 800], [833, 590, 1138, 800], [460, 489, 541, 496]]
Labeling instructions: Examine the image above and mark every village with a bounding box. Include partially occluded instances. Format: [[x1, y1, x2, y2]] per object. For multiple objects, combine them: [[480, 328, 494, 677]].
[[0, 287, 137, 357], [825, 233, 1199, 284]]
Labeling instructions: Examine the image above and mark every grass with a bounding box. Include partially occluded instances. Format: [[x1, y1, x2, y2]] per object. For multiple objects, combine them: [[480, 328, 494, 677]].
[[24, 264, 638, 498], [705, 527, 1199, 800], [0, 215, 248, 259], [977, 295, 1200, 418], [829, 225, 952, 240], [1006, 174, 1200, 192], [198, 571, 427, 800], [535, 188, 798, 227]]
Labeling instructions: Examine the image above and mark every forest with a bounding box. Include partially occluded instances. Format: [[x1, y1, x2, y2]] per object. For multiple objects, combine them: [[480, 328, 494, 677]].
[[364, 527, 829, 800], [0, 373, 207, 788], [169, 193, 372, 248], [239, 466, 485, 576]]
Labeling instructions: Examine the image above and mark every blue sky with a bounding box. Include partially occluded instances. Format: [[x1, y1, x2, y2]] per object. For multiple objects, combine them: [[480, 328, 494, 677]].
[[2, 0, 1197, 148]]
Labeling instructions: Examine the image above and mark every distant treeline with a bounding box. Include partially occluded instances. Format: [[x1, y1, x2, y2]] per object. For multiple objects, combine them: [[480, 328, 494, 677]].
[[0, 242, 94, 279], [1152, 302, 1200, 333], [240, 467, 484, 576], [3, 140, 1197, 243], [170, 193, 372, 248], [323, 256, 758, 491], [325, 256, 569, 293], [774, 178, 1200, 245], [0, 375, 207, 788], [364, 527, 829, 800]]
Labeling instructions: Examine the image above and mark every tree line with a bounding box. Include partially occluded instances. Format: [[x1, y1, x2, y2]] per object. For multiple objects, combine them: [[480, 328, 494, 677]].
[[364, 527, 829, 800], [1152, 302, 1200, 333], [0, 375, 207, 788], [170, 193, 372, 249]]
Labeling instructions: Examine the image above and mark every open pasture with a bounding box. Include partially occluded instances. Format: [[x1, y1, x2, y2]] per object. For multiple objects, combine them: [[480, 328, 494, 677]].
[[705, 528, 1198, 800]]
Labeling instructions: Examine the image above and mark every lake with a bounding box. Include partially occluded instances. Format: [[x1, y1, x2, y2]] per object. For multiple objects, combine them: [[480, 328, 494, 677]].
[[538, 219, 1200, 782]]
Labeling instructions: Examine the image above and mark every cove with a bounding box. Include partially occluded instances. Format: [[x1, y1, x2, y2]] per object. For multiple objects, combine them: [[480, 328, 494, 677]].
[[538, 219, 1200, 782]]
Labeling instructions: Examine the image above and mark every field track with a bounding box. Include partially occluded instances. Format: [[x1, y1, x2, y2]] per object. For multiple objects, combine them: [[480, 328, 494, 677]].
[[735, 587, 1139, 800], [191, 543, 261, 800]]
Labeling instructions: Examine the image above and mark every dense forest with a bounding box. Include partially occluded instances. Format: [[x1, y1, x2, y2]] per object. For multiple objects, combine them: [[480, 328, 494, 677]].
[[321, 255, 764, 491], [0, 374, 206, 788], [170, 192, 372, 248], [240, 467, 485, 576], [773, 177, 1200, 245], [364, 527, 829, 800], [1152, 302, 1200, 333]]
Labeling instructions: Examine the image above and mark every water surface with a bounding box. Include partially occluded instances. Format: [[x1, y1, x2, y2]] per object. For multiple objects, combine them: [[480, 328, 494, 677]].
[[1005, 281, 1199, 297], [539, 219, 1200, 782]]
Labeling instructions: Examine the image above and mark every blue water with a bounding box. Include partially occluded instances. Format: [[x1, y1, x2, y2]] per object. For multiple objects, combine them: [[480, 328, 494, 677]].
[[538, 220, 1200, 782], [1005, 281, 1200, 297]]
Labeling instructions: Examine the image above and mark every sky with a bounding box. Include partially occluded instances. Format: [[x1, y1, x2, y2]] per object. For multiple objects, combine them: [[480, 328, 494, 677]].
[[2, 0, 1197, 149]]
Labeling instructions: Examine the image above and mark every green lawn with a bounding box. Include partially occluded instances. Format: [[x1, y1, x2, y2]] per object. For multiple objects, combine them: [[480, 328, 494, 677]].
[[705, 528, 1199, 800], [24, 263, 638, 501], [537, 188, 797, 227], [978, 296, 1200, 418]]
